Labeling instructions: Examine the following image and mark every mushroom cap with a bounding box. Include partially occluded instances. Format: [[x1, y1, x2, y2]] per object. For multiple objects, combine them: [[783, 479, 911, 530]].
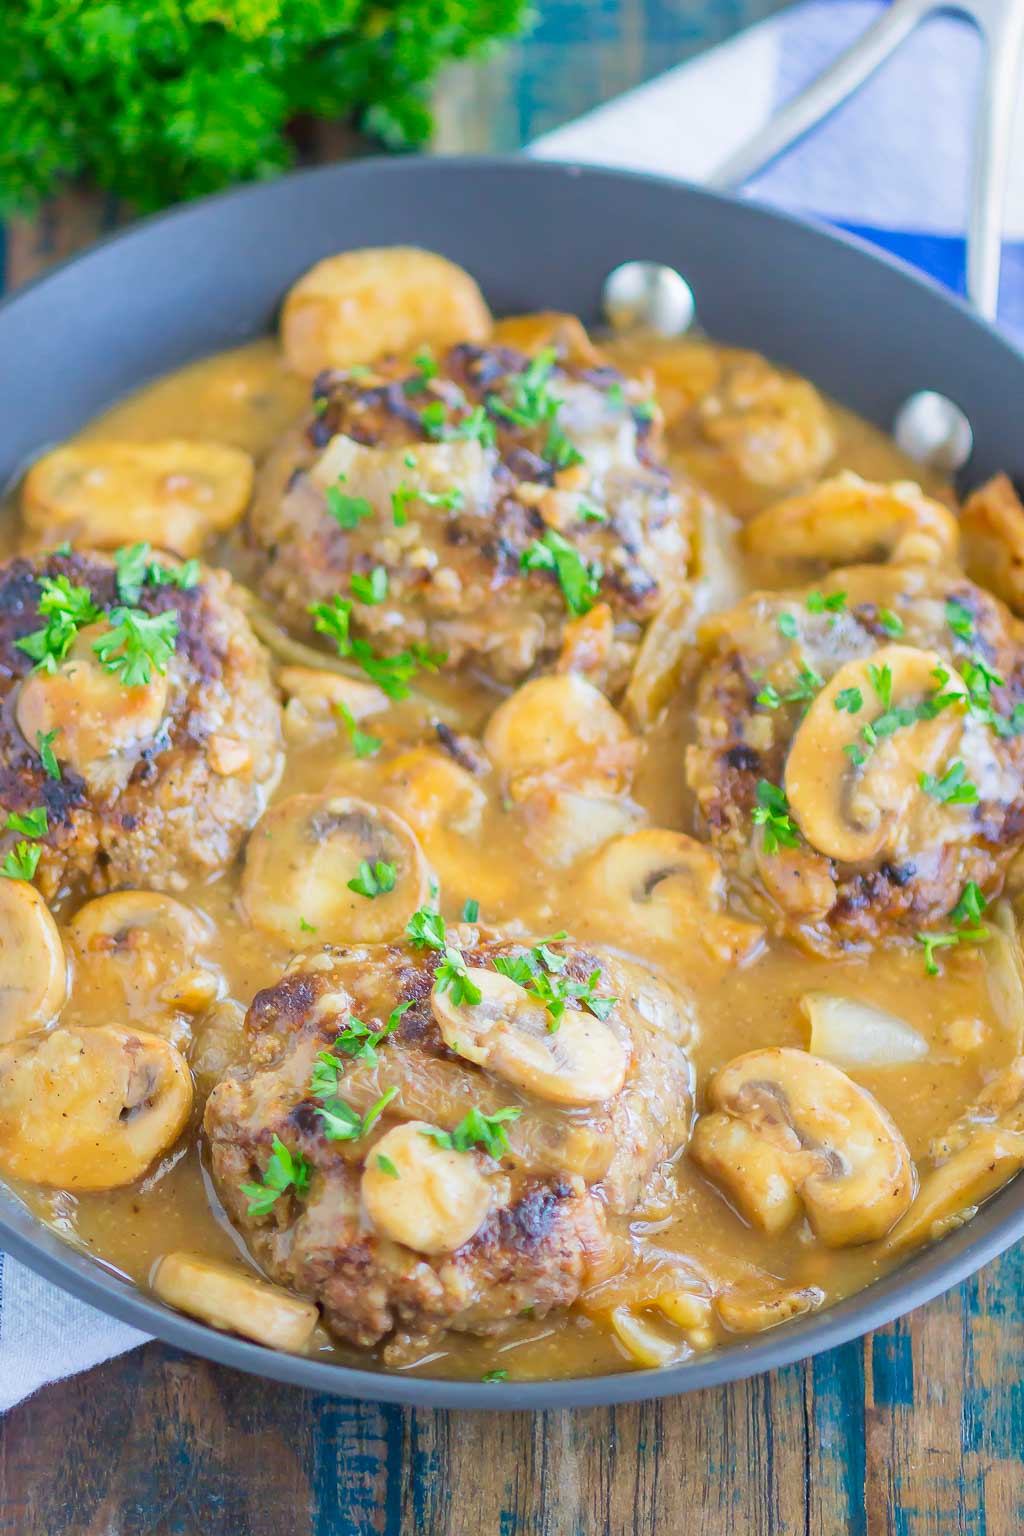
[[784, 644, 969, 864], [0, 1023, 192, 1189], [431, 966, 629, 1107], [0, 880, 66, 1044], [241, 793, 429, 946], [151, 1251, 318, 1352], [483, 672, 637, 798], [360, 1120, 493, 1255], [700, 1046, 915, 1246], [67, 891, 219, 1034], [743, 473, 959, 569]]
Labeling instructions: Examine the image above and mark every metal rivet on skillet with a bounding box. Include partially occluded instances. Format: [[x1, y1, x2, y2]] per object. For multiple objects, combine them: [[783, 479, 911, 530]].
[[893, 390, 974, 474], [602, 262, 696, 337]]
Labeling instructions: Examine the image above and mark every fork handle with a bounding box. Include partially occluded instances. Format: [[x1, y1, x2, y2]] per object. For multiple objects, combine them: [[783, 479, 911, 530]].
[[968, 5, 1024, 319], [708, 0, 931, 191]]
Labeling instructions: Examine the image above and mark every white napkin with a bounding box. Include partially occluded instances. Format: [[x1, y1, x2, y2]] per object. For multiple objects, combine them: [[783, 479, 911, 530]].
[[2, 0, 1014, 1412]]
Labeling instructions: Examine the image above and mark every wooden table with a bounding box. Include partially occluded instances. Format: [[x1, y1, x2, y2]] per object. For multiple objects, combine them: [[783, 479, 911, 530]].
[[3, 4, 1024, 1531]]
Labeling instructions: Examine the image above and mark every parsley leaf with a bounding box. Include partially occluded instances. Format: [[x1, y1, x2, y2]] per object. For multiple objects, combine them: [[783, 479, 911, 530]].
[[16, 575, 101, 671], [351, 566, 388, 605], [421, 1105, 522, 1160], [92, 606, 178, 687], [326, 484, 374, 530], [878, 608, 904, 637], [751, 779, 800, 854], [807, 590, 847, 615], [777, 612, 798, 639], [337, 701, 381, 760], [521, 529, 601, 617], [834, 687, 863, 715], [919, 761, 978, 805], [462, 898, 480, 923], [36, 729, 60, 780], [946, 598, 976, 644], [316, 1085, 398, 1143], [377, 1154, 400, 1178], [240, 1135, 310, 1217], [406, 906, 447, 950], [950, 881, 987, 925], [5, 806, 47, 838], [434, 945, 483, 1006], [347, 860, 397, 899], [1, 841, 41, 881]]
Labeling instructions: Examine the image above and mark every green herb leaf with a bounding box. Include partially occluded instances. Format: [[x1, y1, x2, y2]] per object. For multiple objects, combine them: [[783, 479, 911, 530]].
[[92, 606, 178, 687], [751, 779, 800, 854], [5, 806, 47, 838], [347, 860, 397, 899], [326, 485, 374, 530], [434, 945, 483, 1006], [1, 841, 41, 881], [351, 566, 388, 605], [777, 612, 798, 639], [377, 1154, 400, 1178], [834, 687, 863, 715], [421, 1105, 522, 1160], [337, 701, 382, 760], [807, 590, 847, 615], [919, 761, 979, 805], [406, 906, 447, 950], [16, 574, 102, 671], [520, 529, 602, 617], [241, 1135, 310, 1217], [481, 1369, 509, 1383], [36, 729, 60, 780], [877, 608, 904, 637], [950, 881, 987, 926], [946, 598, 976, 643], [462, 898, 480, 922]]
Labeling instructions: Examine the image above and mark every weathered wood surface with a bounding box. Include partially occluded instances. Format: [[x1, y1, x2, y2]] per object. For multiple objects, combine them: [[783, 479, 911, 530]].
[[3, 2, 1024, 1531]]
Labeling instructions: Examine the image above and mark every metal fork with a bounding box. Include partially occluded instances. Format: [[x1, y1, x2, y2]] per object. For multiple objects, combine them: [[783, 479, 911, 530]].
[[708, 0, 1024, 322]]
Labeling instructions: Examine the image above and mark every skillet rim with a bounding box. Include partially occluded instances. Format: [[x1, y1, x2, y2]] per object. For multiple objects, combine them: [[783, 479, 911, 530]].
[[2, 151, 1024, 1410]]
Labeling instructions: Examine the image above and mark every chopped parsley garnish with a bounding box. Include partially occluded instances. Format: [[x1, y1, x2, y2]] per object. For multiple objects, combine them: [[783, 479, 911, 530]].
[[520, 529, 602, 617], [92, 606, 179, 687], [486, 349, 583, 469], [1, 841, 41, 881], [917, 882, 990, 974], [16, 575, 101, 671], [462, 898, 480, 922], [946, 598, 976, 644], [240, 1135, 310, 1217], [5, 806, 47, 838], [114, 542, 198, 603], [446, 405, 497, 447], [347, 860, 397, 899], [807, 590, 847, 615], [420, 400, 449, 438], [316, 1085, 399, 1144], [377, 1154, 400, 1178], [877, 608, 904, 637], [633, 399, 657, 422], [776, 612, 798, 639], [403, 346, 439, 396], [834, 687, 863, 715], [337, 701, 381, 760], [311, 1002, 412, 1089], [755, 684, 781, 710], [481, 1369, 509, 1383], [351, 566, 388, 605], [868, 663, 893, 710], [406, 905, 447, 950], [421, 1106, 522, 1160], [784, 662, 824, 704], [751, 779, 800, 853], [310, 596, 446, 700], [36, 729, 60, 780], [298, 916, 317, 934], [951, 880, 987, 925], [920, 761, 978, 805], [578, 501, 608, 523], [326, 483, 374, 530], [492, 939, 615, 1031], [434, 945, 483, 1006]]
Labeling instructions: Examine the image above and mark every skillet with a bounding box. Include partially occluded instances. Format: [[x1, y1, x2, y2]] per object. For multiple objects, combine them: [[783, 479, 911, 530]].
[[2, 154, 1024, 1410]]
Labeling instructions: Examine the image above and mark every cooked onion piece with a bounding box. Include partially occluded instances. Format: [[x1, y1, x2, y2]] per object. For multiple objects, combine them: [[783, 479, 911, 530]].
[[960, 473, 1024, 617], [152, 1251, 318, 1352], [280, 247, 492, 376], [695, 355, 835, 490], [0, 881, 66, 1044], [21, 440, 253, 556], [783, 645, 969, 863], [691, 1047, 915, 1245], [431, 967, 628, 1107], [188, 999, 247, 1098], [621, 586, 697, 729], [67, 892, 220, 1036], [985, 901, 1024, 1052], [241, 793, 429, 945], [0, 1024, 192, 1189], [716, 1283, 825, 1334], [484, 673, 636, 797], [743, 473, 959, 570], [886, 1057, 1024, 1252], [608, 1306, 689, 1367], [800, 993, 929, 1068], [16, 621, 169, 787], [278, 665, 387, 746], [360, 1120, 493, 1255]]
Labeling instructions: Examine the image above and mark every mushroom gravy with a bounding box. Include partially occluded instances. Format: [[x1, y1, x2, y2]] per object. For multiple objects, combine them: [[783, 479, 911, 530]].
[[3, 306, 1023, 1383]]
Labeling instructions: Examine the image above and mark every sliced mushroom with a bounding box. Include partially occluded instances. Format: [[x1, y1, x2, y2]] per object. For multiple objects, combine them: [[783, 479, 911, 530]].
[[483, 673, 637, 799], [621, 585, 698, 729], [67, 892, 220, 1038], [280, 247, 492, 376], [784, 645, 969, 863], [0, 880, 66, 1043], [696, 357, 835, 489], [360, 1120, 492, 1254], [691, 1047, 915, 1246], [0, 1024, 192, 1189], [431, 967, 627, 1106], [21, 440, 253, 556], [690, 1113, 803, 1236], [716, 1283, 825, 1334], [16, 621, 169, 786], [241, 794, 429, 946], [490, 311, 602, 365], [744, 473, 959, 569], [151, 1251, 318, 1352], [886, 1057, 1024, 1252], [579, 830, 764, 965], [960, 473, 1024, 617]]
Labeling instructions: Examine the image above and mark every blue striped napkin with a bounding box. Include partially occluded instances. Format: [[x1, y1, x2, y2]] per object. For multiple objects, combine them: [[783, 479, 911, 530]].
[[3, 0, 1017, 1413]]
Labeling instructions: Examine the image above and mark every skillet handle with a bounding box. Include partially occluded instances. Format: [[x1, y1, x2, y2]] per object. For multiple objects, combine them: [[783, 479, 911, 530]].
[[708, 0, 1019, 325]]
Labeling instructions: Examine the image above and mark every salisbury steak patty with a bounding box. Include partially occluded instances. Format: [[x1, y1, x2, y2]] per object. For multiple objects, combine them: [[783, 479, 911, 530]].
[[0, 548, 281, 897], [204, 930, 696, 1353], [247, 339, 698, 687], [687, 563, 1024, 950]]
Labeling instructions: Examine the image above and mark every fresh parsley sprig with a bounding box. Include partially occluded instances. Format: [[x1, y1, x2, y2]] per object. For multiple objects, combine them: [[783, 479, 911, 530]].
[[421, 1106, 522, 1161], [241, 1136, 311, 1218], [520, 529, 602, 617]]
